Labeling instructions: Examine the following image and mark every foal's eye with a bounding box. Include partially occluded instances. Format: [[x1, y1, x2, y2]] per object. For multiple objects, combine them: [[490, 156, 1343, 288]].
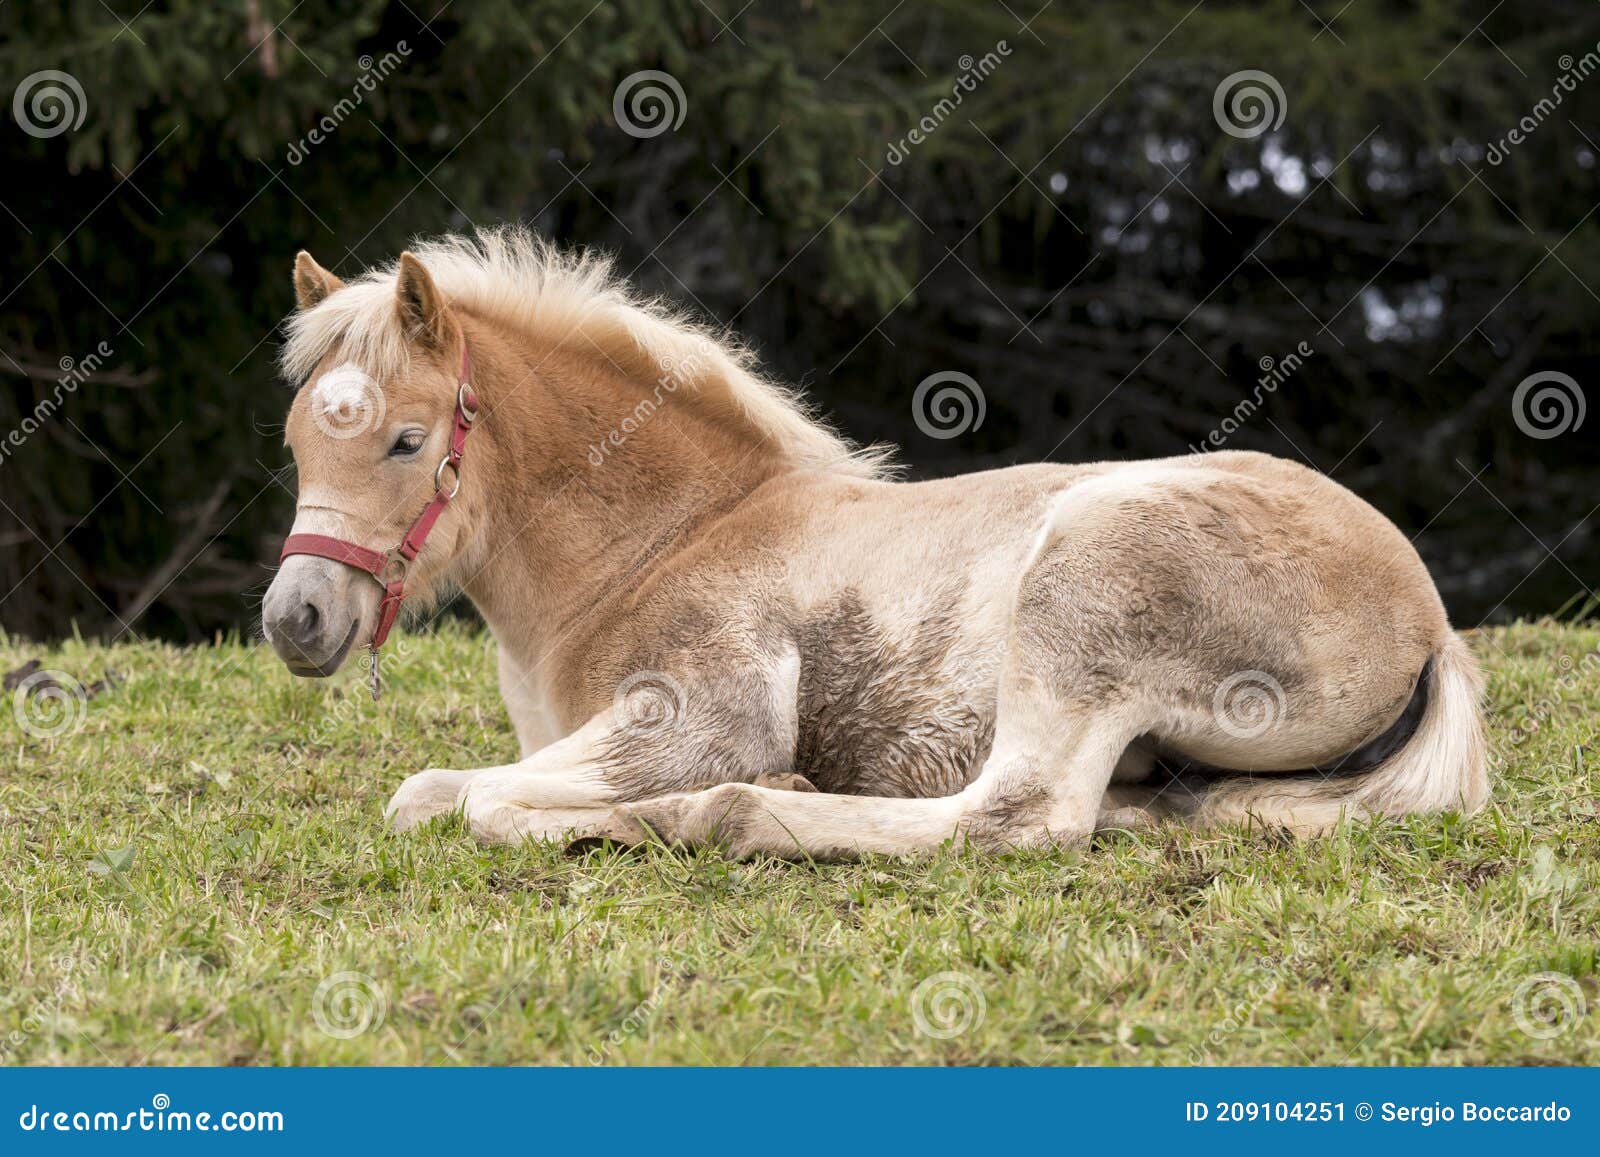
[[389, 431, 425, 457]]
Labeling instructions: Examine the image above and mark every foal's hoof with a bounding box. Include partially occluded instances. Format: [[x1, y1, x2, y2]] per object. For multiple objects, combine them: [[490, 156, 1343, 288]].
[[1094, 806, 1157, 833], [567, 805, 654, 852], [753, 772, 817, 793], [385, 768, 471, 832]]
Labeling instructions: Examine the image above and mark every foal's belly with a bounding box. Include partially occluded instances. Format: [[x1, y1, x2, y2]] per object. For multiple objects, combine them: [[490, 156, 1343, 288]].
[[790, 593, 1003, 798]]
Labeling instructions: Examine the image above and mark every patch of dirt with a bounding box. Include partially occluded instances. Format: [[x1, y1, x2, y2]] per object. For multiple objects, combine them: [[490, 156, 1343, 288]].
[[1443, 859, 1506, 888]]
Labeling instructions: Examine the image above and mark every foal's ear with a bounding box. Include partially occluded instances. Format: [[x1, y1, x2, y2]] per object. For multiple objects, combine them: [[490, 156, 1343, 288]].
[[293, 251, 344, 310], [395, 252, 454, 351]]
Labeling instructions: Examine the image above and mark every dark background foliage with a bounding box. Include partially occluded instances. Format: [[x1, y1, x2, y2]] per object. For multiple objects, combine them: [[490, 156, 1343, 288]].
[[1, 0, 1596, 642]]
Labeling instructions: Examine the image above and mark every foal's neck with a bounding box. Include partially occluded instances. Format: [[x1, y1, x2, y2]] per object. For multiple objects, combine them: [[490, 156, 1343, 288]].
[[453, 319, 783, 661]]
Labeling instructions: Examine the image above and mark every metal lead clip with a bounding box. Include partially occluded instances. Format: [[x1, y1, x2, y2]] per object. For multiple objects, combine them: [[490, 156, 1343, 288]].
[[367, 646, 383, 702]]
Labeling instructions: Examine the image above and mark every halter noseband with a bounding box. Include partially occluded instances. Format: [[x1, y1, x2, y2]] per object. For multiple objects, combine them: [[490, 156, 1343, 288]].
[[280, 341, 479, 699]]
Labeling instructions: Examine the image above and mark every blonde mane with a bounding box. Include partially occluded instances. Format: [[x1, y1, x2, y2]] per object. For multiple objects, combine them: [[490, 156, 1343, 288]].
[[281, 226, 892, 479]]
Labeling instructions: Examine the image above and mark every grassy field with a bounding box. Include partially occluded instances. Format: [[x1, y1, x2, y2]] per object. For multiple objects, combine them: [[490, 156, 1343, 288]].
[[1, 621, 1595, 1066]]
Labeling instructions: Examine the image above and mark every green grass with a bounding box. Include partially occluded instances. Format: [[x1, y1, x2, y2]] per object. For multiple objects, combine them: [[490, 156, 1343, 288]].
[[1, 621, 1596, 1066]]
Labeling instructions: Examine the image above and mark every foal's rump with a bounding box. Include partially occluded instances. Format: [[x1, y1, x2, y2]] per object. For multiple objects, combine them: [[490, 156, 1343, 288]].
[[1019, 450, 1488, 834], [1164, 632, 1486, 833], [1141, 632, 1488, 833]]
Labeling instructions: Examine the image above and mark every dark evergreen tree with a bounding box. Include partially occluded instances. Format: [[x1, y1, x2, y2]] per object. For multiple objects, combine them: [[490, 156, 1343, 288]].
[[2, 0, 1596, 638]]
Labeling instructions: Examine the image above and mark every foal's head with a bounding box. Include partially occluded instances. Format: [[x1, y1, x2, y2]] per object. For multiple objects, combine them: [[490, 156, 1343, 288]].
[[262, 250, 474, 677]]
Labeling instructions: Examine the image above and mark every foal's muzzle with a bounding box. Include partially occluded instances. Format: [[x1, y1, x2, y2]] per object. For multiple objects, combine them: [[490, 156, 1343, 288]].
[[262, 556, 368, 676]]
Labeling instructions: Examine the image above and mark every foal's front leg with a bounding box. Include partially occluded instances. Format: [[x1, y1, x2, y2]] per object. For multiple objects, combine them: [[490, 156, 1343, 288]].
[[387, 657, 799, 844], [385, 716, 624, 839]]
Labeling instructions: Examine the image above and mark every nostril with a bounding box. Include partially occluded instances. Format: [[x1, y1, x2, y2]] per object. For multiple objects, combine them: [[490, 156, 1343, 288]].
[[291, 601, 320, 639]]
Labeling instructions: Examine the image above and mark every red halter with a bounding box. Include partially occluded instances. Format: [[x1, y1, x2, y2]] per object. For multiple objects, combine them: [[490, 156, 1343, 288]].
[[280, 341, 479, 698]]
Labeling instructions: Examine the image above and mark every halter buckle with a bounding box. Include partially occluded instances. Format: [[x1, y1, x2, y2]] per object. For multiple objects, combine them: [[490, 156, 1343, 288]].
[[457, 382, 478, 424]]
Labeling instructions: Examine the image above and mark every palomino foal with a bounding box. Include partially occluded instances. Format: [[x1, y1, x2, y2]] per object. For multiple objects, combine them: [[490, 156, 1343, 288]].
[[262, 229, 1487, 859]]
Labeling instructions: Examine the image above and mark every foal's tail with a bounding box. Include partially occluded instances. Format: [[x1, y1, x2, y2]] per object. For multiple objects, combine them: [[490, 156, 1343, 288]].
[[1192, 632, 1489, 834]]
